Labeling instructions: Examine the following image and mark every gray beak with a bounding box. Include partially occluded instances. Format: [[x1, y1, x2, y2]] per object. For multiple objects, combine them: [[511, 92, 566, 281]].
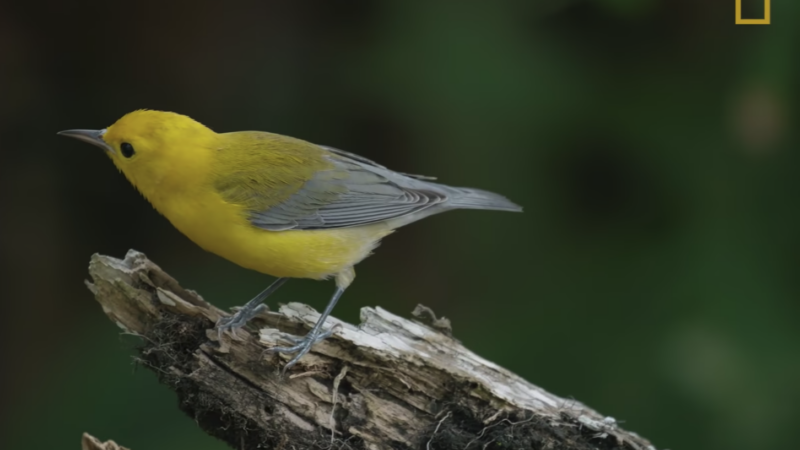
[[57, 129, 115, 154]]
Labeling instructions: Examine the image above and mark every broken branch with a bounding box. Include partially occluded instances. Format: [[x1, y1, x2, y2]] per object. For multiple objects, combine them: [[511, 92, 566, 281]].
[[86, 250, 656, 450]]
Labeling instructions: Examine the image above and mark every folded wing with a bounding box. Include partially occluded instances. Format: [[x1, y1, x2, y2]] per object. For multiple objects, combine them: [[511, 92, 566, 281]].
[[249, 146, 448, 231]]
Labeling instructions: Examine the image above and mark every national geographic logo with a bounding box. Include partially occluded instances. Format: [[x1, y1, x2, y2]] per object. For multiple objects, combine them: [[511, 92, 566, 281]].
[[736, 0, 771, 25]]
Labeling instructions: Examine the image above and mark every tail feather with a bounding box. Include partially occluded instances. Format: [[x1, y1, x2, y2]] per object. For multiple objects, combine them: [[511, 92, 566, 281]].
[[384, 185, 521, 229], [445, 187, 523, 212]]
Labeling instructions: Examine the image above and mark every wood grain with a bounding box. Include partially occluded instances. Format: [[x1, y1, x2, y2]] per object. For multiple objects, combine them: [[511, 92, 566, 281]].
[[85, 250, 657, 450]]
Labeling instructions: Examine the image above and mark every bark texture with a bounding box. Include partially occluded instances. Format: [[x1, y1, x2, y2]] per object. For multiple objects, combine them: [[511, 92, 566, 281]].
[[86, 250, 657, 450]]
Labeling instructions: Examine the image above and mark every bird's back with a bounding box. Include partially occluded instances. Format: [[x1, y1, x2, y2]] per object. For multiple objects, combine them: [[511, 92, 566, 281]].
[[212, 131, 521, 232]]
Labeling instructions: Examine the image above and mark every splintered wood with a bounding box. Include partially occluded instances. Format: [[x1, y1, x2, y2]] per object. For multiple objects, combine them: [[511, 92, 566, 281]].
[[86, 250, 656, 450], [81, 433, 130, 450]]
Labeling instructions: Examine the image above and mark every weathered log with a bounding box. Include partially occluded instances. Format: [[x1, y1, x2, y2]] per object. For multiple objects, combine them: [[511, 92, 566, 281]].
[[86, 250, 656, 450]]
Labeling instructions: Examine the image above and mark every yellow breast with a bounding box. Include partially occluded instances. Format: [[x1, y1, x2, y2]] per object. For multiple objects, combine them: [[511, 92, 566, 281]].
[[155, 187, 392, 280]]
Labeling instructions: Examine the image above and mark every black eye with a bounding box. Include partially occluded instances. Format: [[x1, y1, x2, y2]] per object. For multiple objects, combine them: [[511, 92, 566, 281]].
[[120, 142, 135, 158]]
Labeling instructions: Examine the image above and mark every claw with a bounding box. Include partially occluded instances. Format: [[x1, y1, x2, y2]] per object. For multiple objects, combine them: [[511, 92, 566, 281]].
[[214, 278, 288, 342], [266, 323, 342, 373], [218, 281, 346, 374]]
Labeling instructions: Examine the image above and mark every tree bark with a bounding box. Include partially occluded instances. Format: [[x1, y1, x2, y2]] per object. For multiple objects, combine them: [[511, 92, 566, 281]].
[[86, 250, 657, 450]]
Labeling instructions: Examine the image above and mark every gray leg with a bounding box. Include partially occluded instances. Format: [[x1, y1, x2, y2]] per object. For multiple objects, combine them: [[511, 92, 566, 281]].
[[266, 286, 345, 372], [217, 277, 289, 340]]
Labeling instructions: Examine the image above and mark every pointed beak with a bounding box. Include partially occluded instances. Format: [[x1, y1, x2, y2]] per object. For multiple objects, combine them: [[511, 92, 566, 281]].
[[57, 129, 116, 154]]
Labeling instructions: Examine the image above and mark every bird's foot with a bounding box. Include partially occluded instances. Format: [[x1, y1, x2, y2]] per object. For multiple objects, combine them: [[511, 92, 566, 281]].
[[266, 324, 341, 373], [216, 277, 289, 343], [216, 303, 269, 342]]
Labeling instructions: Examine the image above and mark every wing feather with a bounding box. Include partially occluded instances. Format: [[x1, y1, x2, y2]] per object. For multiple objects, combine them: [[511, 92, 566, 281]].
[[248, 147, 447, 231]]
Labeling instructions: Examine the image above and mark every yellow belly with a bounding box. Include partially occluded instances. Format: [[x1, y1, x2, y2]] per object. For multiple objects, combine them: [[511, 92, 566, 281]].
[[155, 190, 393, 279]]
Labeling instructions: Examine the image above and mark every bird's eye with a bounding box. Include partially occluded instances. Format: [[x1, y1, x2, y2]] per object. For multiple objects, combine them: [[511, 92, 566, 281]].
[[120, 142, 135, 158]]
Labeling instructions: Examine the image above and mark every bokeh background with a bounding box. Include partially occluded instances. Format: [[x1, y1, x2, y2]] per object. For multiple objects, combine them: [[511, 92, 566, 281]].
[[1, 1, 798, 449]]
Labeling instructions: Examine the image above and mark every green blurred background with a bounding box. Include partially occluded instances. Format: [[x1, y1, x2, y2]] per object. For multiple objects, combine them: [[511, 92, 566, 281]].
[[1, 1, 798, 449]]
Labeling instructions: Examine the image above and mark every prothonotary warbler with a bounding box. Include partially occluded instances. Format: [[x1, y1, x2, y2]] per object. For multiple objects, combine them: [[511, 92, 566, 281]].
[[59, 110, 522, 370]]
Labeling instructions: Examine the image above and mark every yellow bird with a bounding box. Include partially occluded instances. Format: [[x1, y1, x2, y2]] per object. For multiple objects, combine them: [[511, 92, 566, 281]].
[[59, 110, 521, 370]]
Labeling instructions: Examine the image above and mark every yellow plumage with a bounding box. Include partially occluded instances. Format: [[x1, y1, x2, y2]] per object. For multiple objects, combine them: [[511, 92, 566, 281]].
[[100, 110, 390, 282], [59, 109, 520, 370]]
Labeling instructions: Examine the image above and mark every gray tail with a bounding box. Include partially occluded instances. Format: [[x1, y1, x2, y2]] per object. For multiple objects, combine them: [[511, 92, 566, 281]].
[[445, 187, 523, 212]]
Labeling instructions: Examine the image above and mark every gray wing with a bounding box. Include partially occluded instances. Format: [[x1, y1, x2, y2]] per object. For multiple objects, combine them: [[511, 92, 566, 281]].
[[320, 146, 438, 181], [249, 147, 448, 231]]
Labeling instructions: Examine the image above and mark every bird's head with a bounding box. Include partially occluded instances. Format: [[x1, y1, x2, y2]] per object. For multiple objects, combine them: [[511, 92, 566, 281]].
[[58, 110, 217, 195]]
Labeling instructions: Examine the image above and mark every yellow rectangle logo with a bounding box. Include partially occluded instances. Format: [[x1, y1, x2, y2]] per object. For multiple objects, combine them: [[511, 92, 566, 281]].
[[736, 0, 771, 24]]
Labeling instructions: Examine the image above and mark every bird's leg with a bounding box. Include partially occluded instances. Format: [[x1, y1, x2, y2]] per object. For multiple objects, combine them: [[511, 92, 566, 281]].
[[216, 277, 289, 340], [267, 268, 354, 372], [266, 286, 345, 372]]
